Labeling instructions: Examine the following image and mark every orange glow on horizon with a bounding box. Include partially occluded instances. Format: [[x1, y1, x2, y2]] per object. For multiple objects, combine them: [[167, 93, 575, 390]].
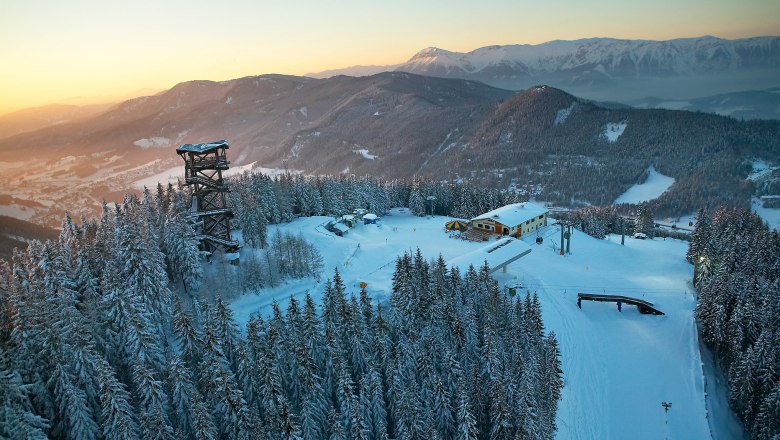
[[1, 0, 778, 115]]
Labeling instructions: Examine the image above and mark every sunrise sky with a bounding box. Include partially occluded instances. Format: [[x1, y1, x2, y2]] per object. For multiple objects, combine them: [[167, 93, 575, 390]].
[[1, 0, 778, 115]]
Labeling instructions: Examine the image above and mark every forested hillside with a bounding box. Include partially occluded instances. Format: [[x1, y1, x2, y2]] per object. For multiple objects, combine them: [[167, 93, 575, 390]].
[[0, 178, 563, 439], [450, 86, 779, 216], [687, 208, 780, 439], [3, 73, 779, 226]]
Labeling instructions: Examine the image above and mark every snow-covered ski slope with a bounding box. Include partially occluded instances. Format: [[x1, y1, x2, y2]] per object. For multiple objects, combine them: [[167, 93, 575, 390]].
[[230, 209, 717, 439], [613, 166, 675, 205]]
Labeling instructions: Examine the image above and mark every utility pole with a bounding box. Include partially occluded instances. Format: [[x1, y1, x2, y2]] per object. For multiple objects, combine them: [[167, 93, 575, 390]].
[[661, 401, 672, 440], [566, 225, 572, 254], [621, 217, 625, 245]]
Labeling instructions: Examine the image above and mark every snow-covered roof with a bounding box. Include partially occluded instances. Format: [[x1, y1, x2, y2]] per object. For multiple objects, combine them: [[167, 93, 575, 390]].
[[363, 213, 378, 220], [446, 238, 532, 274], [176, 139, 230, 154], [471, 202, 547, 226], [341, 215, 355, 221]]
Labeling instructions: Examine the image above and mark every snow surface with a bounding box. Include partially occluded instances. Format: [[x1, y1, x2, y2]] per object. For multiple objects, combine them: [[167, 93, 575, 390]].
[[555, 102, 576, 125], [134, 166, 183, 189], [0, 203, 35, 220], [602, 121, 627, 143], [656, 101, 692, 110], [748, 160, 778, 181], [133, 162, 296, 189], [400, 37, 779, 76], [613, 167, 675, 204], [447, 237, 531, 273], [229, 209, 722, 440], [352, 148, 378, 160], [654, 212, 698, 233], [133, 137, 171, 148], [752, 196, 780, 231]]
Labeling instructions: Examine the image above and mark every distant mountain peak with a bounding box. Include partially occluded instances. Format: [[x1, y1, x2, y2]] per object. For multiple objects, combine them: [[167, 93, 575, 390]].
[[411, 46, 451, 56], [309, 36, 780, 103]]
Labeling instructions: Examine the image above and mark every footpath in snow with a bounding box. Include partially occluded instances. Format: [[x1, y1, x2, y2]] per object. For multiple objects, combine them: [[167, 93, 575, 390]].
[[230, 209, 720, 440]]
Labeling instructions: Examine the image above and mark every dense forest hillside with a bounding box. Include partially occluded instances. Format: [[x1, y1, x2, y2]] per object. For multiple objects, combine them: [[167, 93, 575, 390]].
[[1, 73, 778, 225], [688, 208, 780, 439]]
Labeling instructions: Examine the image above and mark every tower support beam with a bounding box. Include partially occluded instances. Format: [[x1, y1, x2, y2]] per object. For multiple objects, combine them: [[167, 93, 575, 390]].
[[176, 140, 239, 254]]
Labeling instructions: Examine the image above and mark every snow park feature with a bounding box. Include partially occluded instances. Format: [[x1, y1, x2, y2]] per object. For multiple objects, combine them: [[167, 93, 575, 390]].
[[576, 293, 665, 315], [228, 208, 729, 440]]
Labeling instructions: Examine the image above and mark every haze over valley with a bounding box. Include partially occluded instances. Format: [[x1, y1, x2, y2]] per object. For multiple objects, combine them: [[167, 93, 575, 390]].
[[2, 3, 780, 440]]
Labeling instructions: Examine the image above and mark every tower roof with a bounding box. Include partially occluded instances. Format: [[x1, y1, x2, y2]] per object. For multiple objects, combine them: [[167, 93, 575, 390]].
[[176, 139, 230, 154]]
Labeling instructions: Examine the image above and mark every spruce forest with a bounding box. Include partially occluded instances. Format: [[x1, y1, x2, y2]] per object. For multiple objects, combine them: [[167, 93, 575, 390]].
[[0, 177, 564, 440], [687, 208, 780, 440]]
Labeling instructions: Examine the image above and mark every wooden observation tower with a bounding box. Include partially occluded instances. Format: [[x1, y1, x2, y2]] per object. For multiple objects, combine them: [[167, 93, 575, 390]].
[[176, 140, 240, 253]]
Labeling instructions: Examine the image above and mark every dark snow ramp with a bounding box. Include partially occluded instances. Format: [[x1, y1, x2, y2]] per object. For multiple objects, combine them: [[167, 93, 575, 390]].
[[577, 293, 665, 315]]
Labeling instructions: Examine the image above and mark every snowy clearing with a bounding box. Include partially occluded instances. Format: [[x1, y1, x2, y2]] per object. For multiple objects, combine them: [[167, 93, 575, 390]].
[[134, 162, 296, 189], [752, 196, 780, 231], [133, 137, 171, 148], [352, 148, 378, 160], [613, 167, 675, 204], [134, 166, 183, 189], [654, 212, 698, 232], [748, 160, 778, 181], [0, 203, 36, 220], [603, 121, 627, 143], [555, 102, 576, 125], [230, 209, 721, 440]]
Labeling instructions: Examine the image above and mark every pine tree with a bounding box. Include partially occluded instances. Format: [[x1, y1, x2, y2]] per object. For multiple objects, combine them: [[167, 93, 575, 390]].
[[408, 184, 426, 217], [455, 388, 478, 440], [162, 203, 204, 294], [0, 349, 50, 440], [96, 360, 139, 440], [52, 362, 99, 440], [636, 203, 655, 238]]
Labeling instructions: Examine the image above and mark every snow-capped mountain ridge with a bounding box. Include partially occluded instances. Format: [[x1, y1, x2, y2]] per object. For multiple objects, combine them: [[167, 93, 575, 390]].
[[401, 36, 780, 77], [309, 36, 780, 103]]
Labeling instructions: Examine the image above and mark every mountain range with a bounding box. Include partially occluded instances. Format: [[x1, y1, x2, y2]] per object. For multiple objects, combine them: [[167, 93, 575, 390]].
[[308, 36, 780, 118], [1, 71, 778, 227]]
